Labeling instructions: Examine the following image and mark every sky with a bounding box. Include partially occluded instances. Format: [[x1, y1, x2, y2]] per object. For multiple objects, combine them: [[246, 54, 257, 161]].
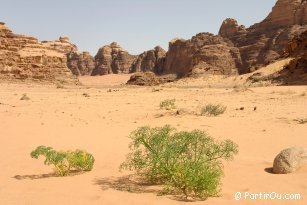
[[0, 0, 277, 55]]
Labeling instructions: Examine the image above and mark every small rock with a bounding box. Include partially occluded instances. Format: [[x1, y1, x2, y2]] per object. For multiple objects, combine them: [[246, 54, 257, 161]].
[[273, 147, 307, 174], [20, 94, 30, 101], [82, 93, 90, 97]]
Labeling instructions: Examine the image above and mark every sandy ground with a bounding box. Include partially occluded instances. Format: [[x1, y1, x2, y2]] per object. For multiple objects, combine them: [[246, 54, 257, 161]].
[[0, 73, 307, 205]]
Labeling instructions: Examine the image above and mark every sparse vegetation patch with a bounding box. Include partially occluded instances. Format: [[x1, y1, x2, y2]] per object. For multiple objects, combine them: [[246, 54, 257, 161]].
[[160, 99, 176, 110], [120, 125, 238, 200], [31, 146, 94, 176], [200, 104, 226, 116]]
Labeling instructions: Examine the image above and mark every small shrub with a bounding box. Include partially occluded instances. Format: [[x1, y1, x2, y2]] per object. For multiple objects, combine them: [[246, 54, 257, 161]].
[[120, 126, 238, 200], [160, 99, 176, 110], [201, 104, 226, 116], [67, 150, 95, 171], [31, 146, 94, 176]]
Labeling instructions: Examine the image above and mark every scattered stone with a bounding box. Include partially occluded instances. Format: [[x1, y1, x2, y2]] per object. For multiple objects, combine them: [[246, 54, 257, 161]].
[[273, 147, 307, 174], [20, 94, 30, 101], [82, 93, 90, 97]]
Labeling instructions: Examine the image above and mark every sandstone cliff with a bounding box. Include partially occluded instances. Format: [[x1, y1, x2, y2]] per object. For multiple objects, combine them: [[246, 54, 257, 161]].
[[130, 46, 166, 74], [163, 33, 242, 76], [0, 22, 77, 83], [91, 42, 136, 75], [219, 0, 307, 72], [276, 30, 307, 84], [67, 51, 95, 76]]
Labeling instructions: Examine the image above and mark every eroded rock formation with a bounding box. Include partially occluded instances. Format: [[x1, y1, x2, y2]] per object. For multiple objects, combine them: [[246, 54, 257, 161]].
[[219, 0, 307, 72], [0, 22, 77, 83], [163, 33, 243, 76], [92, 42, 136, 75], [127, 72, 177, 86], [275, 30, 307, 84], [66, 51, 95, 76], [130, 46, 166, 74]]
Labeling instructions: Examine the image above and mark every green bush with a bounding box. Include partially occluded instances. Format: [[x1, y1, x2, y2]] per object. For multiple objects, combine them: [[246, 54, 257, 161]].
[[31, 146, 95, 176], [160, 99, 176, 110], [201, 104, 226, 116], [67, 150, 95, 171], [120, 126, 238, 200]]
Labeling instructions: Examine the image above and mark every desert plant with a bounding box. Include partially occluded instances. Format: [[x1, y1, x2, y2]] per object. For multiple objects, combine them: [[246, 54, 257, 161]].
[[201, 104, 226, 116], [120, 126, 238, 199], [67, 149, 95, 171], [160, 99, 176, 110], [31, 146, 94, 176]]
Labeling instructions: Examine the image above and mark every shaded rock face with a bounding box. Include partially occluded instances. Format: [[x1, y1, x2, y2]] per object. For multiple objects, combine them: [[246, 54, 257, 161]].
[[256, 0, 307, 29], [218, 18, 246, 39], [273, 147, 307, 174], [219, 0, 307, 73], [66, 51, 95, 76], [130, 46, 166, 74], [127, 72, 177, 86], [275, 30, 307, 84], [92, 42, 136, 75], [41, 37, 96, 76], [0, 23, 77, 83], [163, 33, 243, 76]]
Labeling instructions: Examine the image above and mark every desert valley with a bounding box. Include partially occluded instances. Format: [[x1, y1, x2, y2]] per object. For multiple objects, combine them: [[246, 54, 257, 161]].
[[0, 0, 307, 204]]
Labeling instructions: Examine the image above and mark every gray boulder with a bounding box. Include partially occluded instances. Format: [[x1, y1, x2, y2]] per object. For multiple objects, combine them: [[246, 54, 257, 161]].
[[273, 147, 307, 174]]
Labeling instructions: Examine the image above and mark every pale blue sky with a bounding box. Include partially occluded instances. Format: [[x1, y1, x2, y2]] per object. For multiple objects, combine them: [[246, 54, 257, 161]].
[[0, 0, 276, 55]]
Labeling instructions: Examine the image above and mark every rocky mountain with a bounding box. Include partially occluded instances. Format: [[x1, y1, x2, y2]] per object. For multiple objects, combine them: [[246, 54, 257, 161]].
[[276, 30, 307, 84], [0, 22, 77, 83], [91, 42, 136, 75], [163, 33, 243, 76], [219, 0, 307, 72], [66, 51, 95, 76], [1, 0, 306, 85], [130, 46, 166, 74]]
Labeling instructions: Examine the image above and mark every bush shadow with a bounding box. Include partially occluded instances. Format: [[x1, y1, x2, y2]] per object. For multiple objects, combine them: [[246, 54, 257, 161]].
[[94, 175, 158, 194], [13, 170, 85, 180], [94, 175, 198, 202]]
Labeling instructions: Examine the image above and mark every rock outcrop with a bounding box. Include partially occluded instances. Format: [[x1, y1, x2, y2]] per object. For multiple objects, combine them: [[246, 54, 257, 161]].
[[41, 36, 77, 54], [219, 0, 307, 72], [127, 72, 177, 86], [92, 42, 136, 75], [275, 30, 307, 84], [255, 0, 307, 29], [0, 22, 77, 83], [41, 37, 96, 76], [66, 51, 95, 76], [130, 46, 166, 74], [273, 147, 307, 174], [218, 18, 246, 39], [163, 33, 243, 76]]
